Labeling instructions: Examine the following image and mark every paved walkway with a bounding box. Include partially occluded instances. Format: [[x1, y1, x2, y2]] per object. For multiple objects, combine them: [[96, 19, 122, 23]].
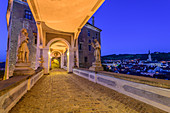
[[10, 69, 166, 113]]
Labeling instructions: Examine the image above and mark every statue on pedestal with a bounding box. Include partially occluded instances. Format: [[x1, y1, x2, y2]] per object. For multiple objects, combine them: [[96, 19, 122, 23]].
[[13, 28, 35, 76], [89, 39, 103, 71], [17, 28, 30, 63], [91, 39, 101, 62]]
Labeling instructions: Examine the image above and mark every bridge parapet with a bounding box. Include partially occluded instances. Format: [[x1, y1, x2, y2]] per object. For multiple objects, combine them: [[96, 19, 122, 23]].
[[0, 69, 44, 113], [73, 68, 170, 113]]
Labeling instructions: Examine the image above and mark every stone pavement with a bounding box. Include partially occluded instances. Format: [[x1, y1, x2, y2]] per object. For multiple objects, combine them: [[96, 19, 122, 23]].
[[9, 69, 167, 113]]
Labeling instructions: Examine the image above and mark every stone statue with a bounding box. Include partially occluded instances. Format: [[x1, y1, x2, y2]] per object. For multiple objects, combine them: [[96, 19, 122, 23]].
[[89, 39, 103, 71], [17, 28, 29, 63], [91, 39, 101, 62], [13, 28, 35, 76]]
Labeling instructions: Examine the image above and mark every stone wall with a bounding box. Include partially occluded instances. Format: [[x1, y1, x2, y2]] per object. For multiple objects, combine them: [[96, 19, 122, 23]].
[[7, 1, 37, 77], [0, 69, 44, 113], [73, 68, 170, 113]]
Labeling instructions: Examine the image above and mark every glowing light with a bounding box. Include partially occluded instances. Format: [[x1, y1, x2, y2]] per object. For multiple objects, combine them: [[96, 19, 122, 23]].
[[48, 51, 51, 55], [67, 52, 69, 56]]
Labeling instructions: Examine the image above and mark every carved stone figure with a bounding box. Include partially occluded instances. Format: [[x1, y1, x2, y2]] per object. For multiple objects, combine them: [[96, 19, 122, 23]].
[[89, 39, 103, 71], [17, 28, 29, 63], [91, 39, 101, 62], [13, 28, 35, 76]]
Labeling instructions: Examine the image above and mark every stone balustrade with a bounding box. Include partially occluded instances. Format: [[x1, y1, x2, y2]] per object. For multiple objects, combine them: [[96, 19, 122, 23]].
[[0, 69, 44, 113], [73, 68, 170, 113]]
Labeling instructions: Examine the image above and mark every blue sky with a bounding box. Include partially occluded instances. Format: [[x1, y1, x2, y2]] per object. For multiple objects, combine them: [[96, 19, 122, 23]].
[[0, 0, 170, 62], [0, 0, 8, 62]]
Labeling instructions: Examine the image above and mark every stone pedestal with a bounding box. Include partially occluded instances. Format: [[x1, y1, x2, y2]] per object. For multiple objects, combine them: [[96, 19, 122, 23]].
[[89, 62, 103, 71], [13, 63, 35, 76]]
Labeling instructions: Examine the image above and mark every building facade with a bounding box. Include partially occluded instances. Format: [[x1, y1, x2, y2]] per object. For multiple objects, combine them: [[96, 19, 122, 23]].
[[78, 23, 102, 68], [6, 0, 102, 77]]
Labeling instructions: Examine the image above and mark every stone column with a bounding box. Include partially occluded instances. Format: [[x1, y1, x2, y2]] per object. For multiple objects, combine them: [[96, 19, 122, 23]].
[[61, 53, 64, 68], [35, 31, 40, 69], [64, 51, 67, 66], [76, 39, 79, 67], [67, 49, 74, 73], [43, 48, 50, 74]]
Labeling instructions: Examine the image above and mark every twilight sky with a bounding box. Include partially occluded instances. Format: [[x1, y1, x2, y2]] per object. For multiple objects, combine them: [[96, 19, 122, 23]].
[[0, 0, 170, 62]]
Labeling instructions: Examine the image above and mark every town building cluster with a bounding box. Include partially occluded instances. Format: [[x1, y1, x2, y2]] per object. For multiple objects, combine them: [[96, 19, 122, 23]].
[[102, 52, 170, 80]]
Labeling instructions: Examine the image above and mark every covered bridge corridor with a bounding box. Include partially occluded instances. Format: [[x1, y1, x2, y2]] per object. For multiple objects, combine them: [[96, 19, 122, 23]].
[[9, 69, 165, 113]]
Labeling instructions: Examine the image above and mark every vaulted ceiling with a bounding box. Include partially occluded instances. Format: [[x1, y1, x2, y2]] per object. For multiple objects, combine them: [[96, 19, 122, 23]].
[[27, 0, 105, 33]]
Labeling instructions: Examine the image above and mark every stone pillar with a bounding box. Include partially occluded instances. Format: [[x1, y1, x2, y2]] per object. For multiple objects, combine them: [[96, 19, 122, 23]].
[[35, 31, 40, 69], [64, 51, 67, 66], [4, 51, 9, 80], [76, 40, 79, 68], [43, 48, 50, 74], [67, 49, 74, 73], [61, 53, 64, 68]]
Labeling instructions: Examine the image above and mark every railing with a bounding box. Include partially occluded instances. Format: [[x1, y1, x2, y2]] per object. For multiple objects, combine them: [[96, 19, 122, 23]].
[[0, 69, 44, 113], [73, 68, 170, 113]]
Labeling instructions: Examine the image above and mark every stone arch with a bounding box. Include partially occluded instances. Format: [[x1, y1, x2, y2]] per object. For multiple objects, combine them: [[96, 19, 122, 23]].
[[51, 50, 62, 56], [46, 38, 71, 49], [50, 50, 62, 69], [43, 38, 73, 73]]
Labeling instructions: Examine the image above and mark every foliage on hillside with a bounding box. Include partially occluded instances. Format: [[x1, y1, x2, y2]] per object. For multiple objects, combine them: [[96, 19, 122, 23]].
[[102, 52, 170, 61]]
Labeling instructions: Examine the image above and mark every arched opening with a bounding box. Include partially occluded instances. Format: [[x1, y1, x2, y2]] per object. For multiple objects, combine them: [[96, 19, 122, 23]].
[[43, 38, 73, 74], [50, 51, 61, 69]]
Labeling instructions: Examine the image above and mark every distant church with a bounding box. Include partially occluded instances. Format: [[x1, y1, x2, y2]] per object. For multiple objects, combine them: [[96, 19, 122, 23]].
[[6, 0, 102, 77], [147, 50, 152, 61]]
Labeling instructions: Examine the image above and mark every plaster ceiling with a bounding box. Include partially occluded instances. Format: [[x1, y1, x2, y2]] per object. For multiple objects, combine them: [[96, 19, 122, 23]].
[[27, 0, 105, 33], [50, 41, 67, 52]]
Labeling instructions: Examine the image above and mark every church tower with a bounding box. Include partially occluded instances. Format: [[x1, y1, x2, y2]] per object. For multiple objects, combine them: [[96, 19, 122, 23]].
[[147, 50, 152, 61]]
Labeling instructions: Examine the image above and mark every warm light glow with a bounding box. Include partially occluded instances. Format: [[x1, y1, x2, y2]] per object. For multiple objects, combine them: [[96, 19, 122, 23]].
[[67, 52, 69, 56], [48, 51, 51, 55], [27, 0, 105, 32]]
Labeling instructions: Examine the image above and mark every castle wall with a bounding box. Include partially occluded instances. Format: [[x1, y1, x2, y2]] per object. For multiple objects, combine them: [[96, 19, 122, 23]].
[[7, 1, 37, 77]]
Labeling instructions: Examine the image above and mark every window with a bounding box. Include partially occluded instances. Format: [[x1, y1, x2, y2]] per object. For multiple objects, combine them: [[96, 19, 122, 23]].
[[88, 45, 91, 51], [33, 32, 37, 45], [92, 37, 95, 40], [89, 40, 91, 43], [79, 44, 82, 50], [84, 57, 88, 62], [96, 33, 98, 38], [24, 10, 32, 20], [88, 30, 90, 37]]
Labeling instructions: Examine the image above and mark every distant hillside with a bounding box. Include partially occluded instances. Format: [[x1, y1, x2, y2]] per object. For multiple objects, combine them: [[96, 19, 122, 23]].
[[101, 52, 170, 61]]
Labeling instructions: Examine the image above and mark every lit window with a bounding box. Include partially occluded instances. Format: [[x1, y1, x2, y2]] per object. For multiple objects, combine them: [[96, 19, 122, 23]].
[[24, 10, 32, 20], [88, 30, 90, 37]]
